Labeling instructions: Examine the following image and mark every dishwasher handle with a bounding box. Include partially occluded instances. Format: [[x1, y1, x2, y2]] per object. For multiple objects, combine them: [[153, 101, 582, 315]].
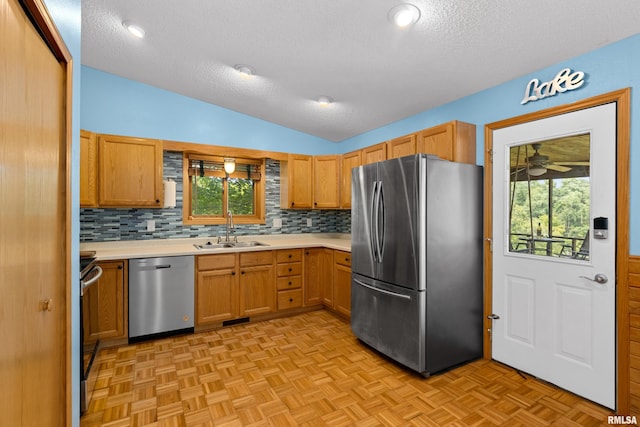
[[155, 264, 172, 269]]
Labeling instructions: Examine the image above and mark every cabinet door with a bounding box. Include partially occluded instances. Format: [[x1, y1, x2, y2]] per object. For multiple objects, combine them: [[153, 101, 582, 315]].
[[98, 134, 163, 207], [333, 263, 352, 319], [387, 134, 417, 159], [240, 264, 275, 316], [418, 122, 454, 161], [417, 121, 476, 163], [361, 142, 387, 165], [340, 150, 361, 209], [80, 129, 98, 207], [280, 154, 313, 209], [313, 155, 340, 208], [83, 261, 126, 342], [304, 248, 332, 307], [196, 268, 238, 324]]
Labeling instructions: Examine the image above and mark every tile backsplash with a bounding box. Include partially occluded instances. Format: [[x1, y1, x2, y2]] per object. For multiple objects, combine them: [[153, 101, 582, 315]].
[[80, 152, 351, 242]]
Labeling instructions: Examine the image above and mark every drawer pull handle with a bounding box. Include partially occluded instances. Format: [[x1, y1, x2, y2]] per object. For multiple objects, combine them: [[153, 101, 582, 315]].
[[288, 268, 292, 272], [288, 281, 292, 285], [289, 298, 293, 302], [288, 254, 292, 258]]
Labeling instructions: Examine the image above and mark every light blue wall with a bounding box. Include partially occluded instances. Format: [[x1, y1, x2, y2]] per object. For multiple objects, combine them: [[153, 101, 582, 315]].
[[81, 67, 338, 154], [81, 34, 640, 253], [42, 0, 81, 426], [340, 34, 640, 254]]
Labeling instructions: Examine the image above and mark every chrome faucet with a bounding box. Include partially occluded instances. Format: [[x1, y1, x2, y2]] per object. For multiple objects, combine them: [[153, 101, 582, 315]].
[[219, 210, 237, 243]]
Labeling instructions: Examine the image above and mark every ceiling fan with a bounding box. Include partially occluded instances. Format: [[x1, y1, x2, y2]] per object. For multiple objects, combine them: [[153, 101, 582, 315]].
[[524, 143, 590, 176]]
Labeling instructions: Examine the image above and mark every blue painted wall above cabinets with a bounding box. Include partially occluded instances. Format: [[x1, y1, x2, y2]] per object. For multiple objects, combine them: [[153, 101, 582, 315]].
[[81, 66, 338, 155], [81, 34, 640, 253]]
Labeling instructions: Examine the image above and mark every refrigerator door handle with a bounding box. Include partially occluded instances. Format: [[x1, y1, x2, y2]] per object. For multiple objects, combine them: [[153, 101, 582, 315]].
[[370, 181, 379, 262], [353, 278, 412, 300], [377, 180, 385, 261]]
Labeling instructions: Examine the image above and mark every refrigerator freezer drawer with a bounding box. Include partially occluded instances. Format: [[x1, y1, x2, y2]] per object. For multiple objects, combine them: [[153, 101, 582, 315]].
[[351, 274, 426, 374]]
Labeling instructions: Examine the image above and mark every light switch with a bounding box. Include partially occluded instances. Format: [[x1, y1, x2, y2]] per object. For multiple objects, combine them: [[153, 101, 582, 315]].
[[307, 218, 312, 227], [146, 220, 155, 231]]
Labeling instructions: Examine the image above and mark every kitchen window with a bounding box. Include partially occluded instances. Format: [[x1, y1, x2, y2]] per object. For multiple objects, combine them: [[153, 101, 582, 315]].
[[183, 154, 265, 225]]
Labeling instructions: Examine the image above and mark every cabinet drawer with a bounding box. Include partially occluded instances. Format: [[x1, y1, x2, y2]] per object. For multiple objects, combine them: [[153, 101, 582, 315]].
[[198, 253, 236, 271], [277, 289, 303, 310], [240, 251, 274, 267], [276, 275, 302, 291], [276, 249, 302, 263], [276, 262, 302, 277], [335, 251, 351, 267]]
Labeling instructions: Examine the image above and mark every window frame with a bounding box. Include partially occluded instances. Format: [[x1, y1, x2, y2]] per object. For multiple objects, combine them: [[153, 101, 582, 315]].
[[182, 153, 266, 225]]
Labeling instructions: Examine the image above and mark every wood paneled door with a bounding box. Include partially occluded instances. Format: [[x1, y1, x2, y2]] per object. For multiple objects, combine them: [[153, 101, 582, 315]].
[[0, 0, 72, 424]]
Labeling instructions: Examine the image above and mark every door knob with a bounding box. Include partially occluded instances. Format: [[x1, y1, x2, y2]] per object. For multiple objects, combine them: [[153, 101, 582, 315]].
[[487, 314, 500, 320], [580, 273, 608, 284], [41, 298, 53, 312]]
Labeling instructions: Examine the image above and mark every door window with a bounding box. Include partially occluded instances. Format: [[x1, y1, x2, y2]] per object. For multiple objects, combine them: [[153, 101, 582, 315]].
[[508, 134, 590, 260]]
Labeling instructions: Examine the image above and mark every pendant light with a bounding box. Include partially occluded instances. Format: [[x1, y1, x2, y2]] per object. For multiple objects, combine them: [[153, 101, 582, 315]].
[[224, 158, 236, 174]]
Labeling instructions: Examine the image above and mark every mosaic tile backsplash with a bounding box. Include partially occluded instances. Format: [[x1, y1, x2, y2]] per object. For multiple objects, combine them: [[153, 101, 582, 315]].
[[80, 152, 352, 242]]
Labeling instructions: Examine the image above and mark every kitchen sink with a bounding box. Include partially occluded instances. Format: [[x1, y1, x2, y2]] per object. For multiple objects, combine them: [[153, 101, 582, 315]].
[[194, 241, 269, 250]]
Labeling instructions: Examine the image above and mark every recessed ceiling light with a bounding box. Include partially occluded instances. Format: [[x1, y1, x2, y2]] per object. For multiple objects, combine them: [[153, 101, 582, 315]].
[[122, 21, 145, 38], [388, 3, 421, 27], [233, 64, 256, 78], [316, 95, 334, 106]]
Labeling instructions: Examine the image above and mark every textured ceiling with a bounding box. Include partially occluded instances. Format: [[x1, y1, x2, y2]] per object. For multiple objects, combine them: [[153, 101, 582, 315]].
[[81, 1, 640, 142]]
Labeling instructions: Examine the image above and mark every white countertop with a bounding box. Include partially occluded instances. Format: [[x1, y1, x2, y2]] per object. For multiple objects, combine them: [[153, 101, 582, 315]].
[[80, 233, 351, 260]]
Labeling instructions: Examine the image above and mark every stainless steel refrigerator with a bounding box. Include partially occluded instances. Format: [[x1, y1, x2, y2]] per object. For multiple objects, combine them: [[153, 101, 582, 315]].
[[351, 154, 483, 376]]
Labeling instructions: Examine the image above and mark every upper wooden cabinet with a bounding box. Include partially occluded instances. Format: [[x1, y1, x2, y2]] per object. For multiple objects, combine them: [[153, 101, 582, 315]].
[[280, 154, 314, 209], [80, 130, 98, 207], [281, 154, 341, 209], [417, 120, 476, 164], [387, 133, 417, 159], [340, 150, 361, 209], [361, 142, 387, 165], [313, 155, 340, 209], [97, 134, 163, 207]]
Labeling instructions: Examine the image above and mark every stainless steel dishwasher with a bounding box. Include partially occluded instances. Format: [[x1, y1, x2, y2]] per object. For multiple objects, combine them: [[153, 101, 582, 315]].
[[129, 256, 194, 342]]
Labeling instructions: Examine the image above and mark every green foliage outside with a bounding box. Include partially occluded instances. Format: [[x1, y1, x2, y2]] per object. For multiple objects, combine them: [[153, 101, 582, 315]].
[[510, 178, 590, 256], [228, 178, 255, 215], [191, 176, 255, 216]]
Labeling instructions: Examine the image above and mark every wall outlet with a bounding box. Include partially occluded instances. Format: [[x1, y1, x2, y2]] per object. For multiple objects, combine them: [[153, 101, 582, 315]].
[[146, 220, 155, 231], [307, 218, 312, 227], [273, 218, 282, 228]]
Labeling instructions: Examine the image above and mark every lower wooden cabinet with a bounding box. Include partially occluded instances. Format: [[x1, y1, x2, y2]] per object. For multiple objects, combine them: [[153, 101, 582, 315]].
[[195, 247, 352, 326], [276, 249, 303, 310], [196, 251, 276, 326], [304, 248, 333, 307], [239, 251, 275, 316], [196, 254, 238, 324], [83, 260, 127, 342], [333, 251, 352, 319]]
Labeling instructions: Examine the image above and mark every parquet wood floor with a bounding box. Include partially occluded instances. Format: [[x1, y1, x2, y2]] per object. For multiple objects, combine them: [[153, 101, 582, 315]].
[[81, 310, 613, 426]]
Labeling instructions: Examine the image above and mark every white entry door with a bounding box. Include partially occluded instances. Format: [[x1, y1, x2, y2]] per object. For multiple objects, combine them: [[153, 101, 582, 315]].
[[491, 103, 616, 409]]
